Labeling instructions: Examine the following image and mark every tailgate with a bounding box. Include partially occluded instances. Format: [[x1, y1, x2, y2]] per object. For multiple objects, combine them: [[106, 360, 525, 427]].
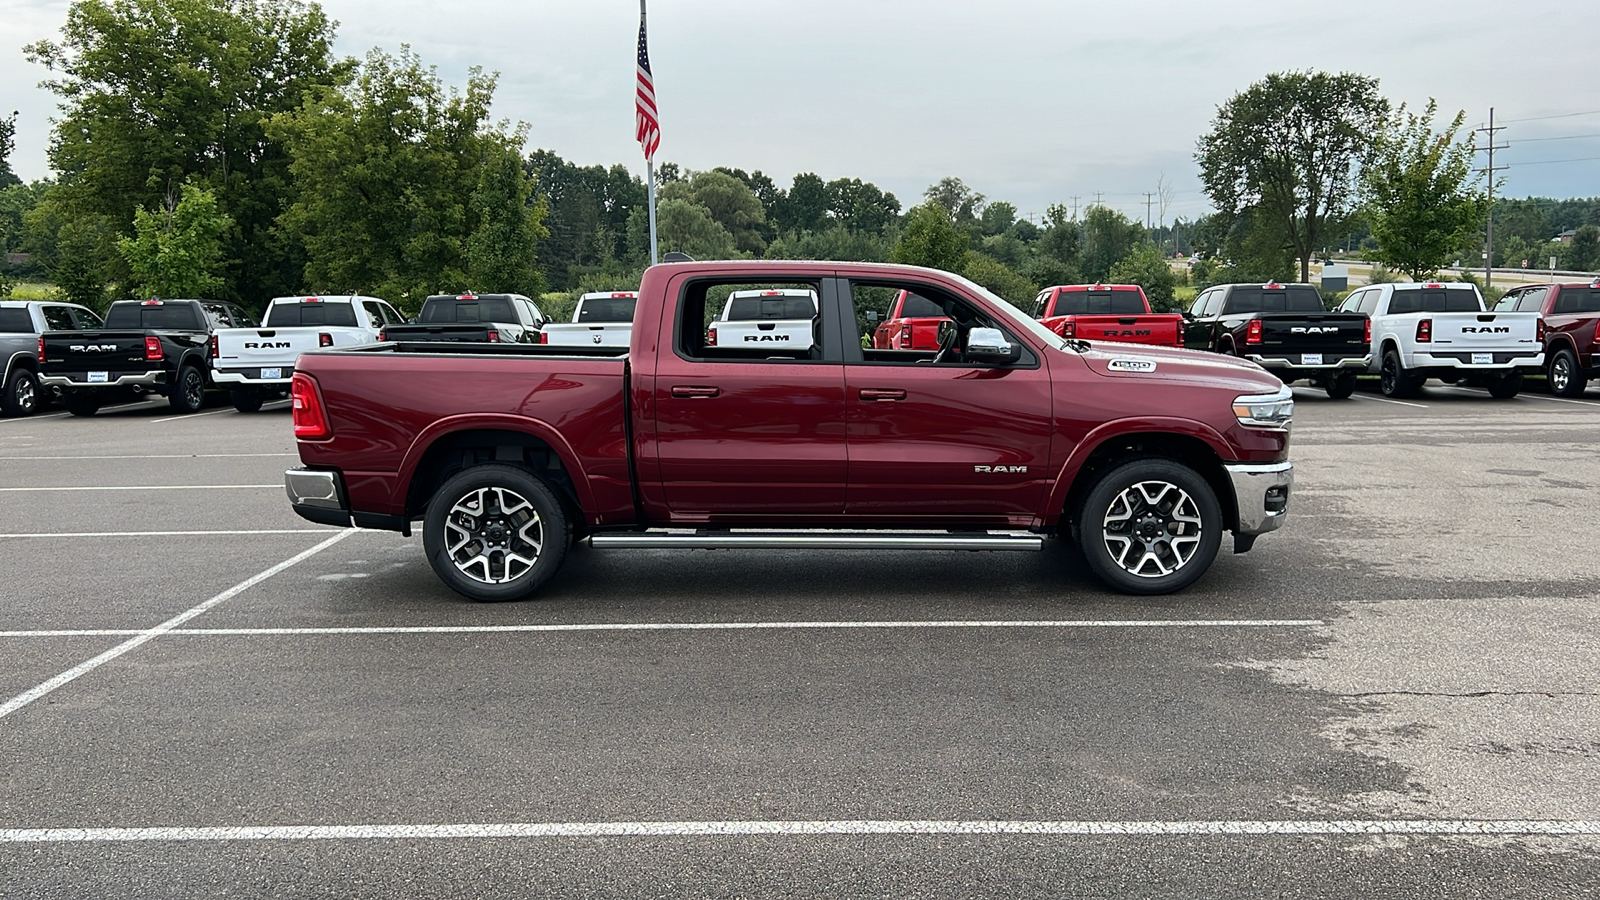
[[216, 328, 326, 367], [1065, 314, 1183, 346], [1257, 314, 1368, 357], [1430, 312, 1540, 350], [542, 323, 633, 348], [40, 331, 149, 374], [709, 319, 815, 348]]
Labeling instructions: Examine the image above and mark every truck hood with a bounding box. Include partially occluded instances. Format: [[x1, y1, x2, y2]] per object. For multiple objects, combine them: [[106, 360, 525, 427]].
[[1075, 341, 1284, 394]]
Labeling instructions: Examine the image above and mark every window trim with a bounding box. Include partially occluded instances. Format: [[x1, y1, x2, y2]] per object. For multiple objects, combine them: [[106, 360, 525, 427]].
[[670, 275, 837, 365]]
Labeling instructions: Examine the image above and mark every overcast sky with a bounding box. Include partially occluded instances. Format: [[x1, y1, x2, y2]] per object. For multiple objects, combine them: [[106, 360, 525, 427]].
[[4, 0, 1599, 226]]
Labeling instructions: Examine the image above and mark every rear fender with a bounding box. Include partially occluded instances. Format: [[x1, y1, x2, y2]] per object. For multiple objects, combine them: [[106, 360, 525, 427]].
[[397, 413, 597, 518]]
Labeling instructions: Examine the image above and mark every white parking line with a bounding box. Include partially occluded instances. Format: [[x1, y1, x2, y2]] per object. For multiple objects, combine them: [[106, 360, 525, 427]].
[[0, 529, 334, 539], [0, 484, 279, 492], [148, 407, 239, 424], [0, 619, 1325, 638], [1439, 386, 1600, 407], [1, 818, 1596, 843], [1351, 393, 1428, 409], [0, 530, 353, 722]]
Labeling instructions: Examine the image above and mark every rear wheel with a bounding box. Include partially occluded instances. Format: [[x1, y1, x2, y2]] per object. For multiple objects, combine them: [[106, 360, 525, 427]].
[[1325, 372, 1356, 399], [1486, 371, 1523, 399], [169, 365, 206, 413], [1077, 458, 1223, 595], [63, 394, 100, 417], [1549, 349, 1587, 397], [1380, 349, 1420, 398], [230, 389, 263, 413], [1, 368, 39, 417], [422, 464, 571, 602]]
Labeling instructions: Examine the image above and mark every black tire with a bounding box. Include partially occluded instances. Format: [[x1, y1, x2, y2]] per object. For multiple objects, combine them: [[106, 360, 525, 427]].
[[1, 368, 40, 417], [1549, 349, 1588, 397], [1486, 371, 1523, 400], [422, 464, 572, 602], [1380, 348, 1419, 398], [63, 394, 100, 417], [230, 389, 264, 413], [1077, 458, 1223, 595], [169, 365, 206, 413], [1325, 371, 1356, 400]]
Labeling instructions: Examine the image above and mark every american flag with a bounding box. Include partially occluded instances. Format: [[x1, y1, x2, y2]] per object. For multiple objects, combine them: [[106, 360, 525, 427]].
[[635, 8, 660, 160]]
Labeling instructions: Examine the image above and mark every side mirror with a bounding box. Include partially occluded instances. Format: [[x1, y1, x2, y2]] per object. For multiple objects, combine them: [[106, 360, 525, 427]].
[[966, 326, 1021, 364], [865, 310, 880, 323], [1181, 310, 1194, 320]]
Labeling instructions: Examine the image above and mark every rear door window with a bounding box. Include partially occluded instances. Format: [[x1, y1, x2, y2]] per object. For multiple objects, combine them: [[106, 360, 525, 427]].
[[1553, 288, 1600, 313], [41, 306, 77, 331], [70, 308, 104, 329], [0, 308, 33, 332]]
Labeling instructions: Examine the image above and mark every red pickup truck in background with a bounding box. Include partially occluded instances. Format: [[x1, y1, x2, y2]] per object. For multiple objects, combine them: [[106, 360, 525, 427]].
[[285, 260, 1294, 599], [1493, 278, 1600, 396], [872, 289, 950, 350], [1032, 284, 1185, 348]]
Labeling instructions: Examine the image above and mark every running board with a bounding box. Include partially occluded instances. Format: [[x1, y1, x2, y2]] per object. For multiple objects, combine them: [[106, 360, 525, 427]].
[[588, 531, 1045, 552]]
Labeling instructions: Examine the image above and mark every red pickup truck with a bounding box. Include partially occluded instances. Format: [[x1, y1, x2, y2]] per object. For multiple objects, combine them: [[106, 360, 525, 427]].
[[872, 289, 950, 350], [285, 260, 1294, 598], [1032, 284, 1185, 348], [1493, 279, 1600, 396]]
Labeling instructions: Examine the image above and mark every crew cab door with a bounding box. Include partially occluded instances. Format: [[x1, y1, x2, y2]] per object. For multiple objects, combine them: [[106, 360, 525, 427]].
[[840, 279, 1053, 519], [649, 274, 847, 515]]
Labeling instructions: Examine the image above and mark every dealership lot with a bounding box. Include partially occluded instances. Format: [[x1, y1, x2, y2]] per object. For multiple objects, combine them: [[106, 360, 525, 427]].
[[2, 388, 1598, 897]]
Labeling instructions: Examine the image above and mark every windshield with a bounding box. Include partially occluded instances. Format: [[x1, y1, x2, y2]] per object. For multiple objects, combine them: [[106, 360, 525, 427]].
[[948, 274, 1073, 352], [1051, 291, 1147, 315], [1388, 289, 1482, 314], [104, 303, 204, 330], [576, 297, 637, 323], [266, 301, 359, 327]]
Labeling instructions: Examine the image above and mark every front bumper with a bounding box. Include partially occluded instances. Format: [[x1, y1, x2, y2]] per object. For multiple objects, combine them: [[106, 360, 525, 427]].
[[1225, 461, 1293, 536]]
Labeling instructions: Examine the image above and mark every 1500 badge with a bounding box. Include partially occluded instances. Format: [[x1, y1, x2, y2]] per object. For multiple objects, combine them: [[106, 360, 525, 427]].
[[1107, 358, 1157, 373]]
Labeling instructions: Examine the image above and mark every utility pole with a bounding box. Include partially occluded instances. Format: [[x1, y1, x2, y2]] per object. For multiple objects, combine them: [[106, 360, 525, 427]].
[[1144, 192, 1155, 232], [1473, 107, 1508, 289], [1069, 195, 1080, 221], [1093, 191, 1104, 207]]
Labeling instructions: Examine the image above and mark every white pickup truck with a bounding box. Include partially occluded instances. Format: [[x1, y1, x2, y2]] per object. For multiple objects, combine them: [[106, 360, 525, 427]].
[[538, 291, 637, 348], [706, 288, 819, 352], [212, 295, 403, 411], [1337, 281, 1544, 398]]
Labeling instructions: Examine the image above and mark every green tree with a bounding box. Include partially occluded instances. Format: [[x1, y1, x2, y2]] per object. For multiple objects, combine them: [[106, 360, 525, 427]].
[[1362, 100, 1488, 281], [1197, 71, 1388, 282], [25, 0, 345, 303], [774, 172, 827, 233], [960, 253, 1035, 306], [1570, 225, 1600, 273], [1108, 243, 1179, 310], [0, 111, 18, 187], [924, 177, 984, 226], [661, 170, 766, 254], [824, 177, 900, 234], [467, 148, 548, 296], [980, 201, 1017, 236], [527, 149, 644, 290], [654, 198, 739, 259], [117, 182, 233, 297], [50, 215, 117, 309], [764, 225, 891, 262], [890, 201, 967, 272], [270, 47, 538, 309], [1080, 205, 1144, 281]]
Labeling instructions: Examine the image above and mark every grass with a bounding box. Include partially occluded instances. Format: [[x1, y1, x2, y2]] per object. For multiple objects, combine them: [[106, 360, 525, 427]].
[[5, 280, 58, 301]]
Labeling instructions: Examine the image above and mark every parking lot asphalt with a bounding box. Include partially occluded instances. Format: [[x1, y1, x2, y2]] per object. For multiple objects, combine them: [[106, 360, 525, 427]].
[[1, 386, 1598, 898]]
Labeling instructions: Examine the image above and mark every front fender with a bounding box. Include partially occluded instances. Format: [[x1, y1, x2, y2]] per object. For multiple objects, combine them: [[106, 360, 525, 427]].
[[1042, 416, 1236, 527]]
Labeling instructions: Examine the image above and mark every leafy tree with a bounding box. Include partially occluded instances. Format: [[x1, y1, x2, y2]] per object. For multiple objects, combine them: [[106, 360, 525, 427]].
[[25, 0, 345, 303], [1495, 234, 1534, 270], [527, 149, 644, 290], [1036, 218, 1081, 269], [1570, 225, 1600, 273], [270, 47, 539, 310], [467, 148, 548, 297], [764, 226, 891, 262], [980, 201, 1017, 237], [0, 181, 49, 262], [654, 198, 739, 259], [774, 172, 827, 233], [1080, 205, 1144, 281], [1108, 243, 1179, 310], [1197, 71, 1388, 282], [924, 177, 984, 226], [890, 201, 966, 272], [960, 253, 1034, 306], [117, 182, 233, 297], [50, 215, 117, 309], [1361, 100, 1488, 280], [0, 111, 18, 187], [824, 177, 900, 234], [661, 170, 765, 254]]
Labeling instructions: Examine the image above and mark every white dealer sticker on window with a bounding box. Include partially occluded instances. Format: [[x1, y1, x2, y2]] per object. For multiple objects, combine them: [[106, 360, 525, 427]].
[[1107, 357, 1158, 373]]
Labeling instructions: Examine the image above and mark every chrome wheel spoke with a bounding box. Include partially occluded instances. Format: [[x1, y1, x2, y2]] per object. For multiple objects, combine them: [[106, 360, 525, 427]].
[[443, 485, 544, 585], [1102, 479, 1203, 580]]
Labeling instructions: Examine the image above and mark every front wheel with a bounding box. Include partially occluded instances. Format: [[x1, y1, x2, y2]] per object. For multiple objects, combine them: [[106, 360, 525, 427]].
[[1077, 458, 1223, 595], [1325, 371, 1356, 399], [422, 464, 571, 602], [1, 368, 39, 416], [1486, 371, 1523, 399], [1549, 349, 1587, 397], [169, 365, 206, 413]]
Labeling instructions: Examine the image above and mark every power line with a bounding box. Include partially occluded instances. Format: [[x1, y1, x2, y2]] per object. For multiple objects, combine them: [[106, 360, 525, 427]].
[[1513, 132, 1600, 143], [1511, 155, 1600, 167], [1502, 109, 1600, 124]]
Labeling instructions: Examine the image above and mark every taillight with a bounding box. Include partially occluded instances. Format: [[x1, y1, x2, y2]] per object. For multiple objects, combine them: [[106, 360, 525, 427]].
[[1059, 320, 1074, 338], [706, 327, 718, 347], [485, 329, 500, 343], [538, 331, 548, 344], [1416, 319, 1432, 343], [144, 336, 163, 361], [290, 373, 330, 440], [37, 336, 45, 363], [1593, 319, 1600, 345], [1363, 318, 1372, 344], [1246, 318, 1263, 345], [376, 330, 386, 342], [899, 324, 912, 346], [1536, 318, 1545, 343], [209, 335, 219, 359], [318, 332, 333, 348]]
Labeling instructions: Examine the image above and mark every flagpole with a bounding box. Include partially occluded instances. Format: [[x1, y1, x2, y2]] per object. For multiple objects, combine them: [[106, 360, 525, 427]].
[[647, 157, 659, 266]]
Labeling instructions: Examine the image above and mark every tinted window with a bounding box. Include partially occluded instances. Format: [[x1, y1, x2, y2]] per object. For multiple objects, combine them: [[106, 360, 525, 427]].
[[0, 308, 32, 333], [1357, 291, 1380, 315], [1386, 289, 1481, 314], [577, 297, 638, 322], [1051, 291, 1147, 315], [898, 293, 946, 318], [1223, 287, 1325, 313], [1553, 288, 1600, 314], [420, 297, 517, 324], [42, 306, 78, 331], [266, 302, 360, 327], [71, 308, 104, 329], [726, 295, 816, 320], [104, 302, 205, 329]]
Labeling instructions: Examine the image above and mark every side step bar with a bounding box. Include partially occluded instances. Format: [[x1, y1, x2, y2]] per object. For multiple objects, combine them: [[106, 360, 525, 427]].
[[589, 531, 1046, 552]]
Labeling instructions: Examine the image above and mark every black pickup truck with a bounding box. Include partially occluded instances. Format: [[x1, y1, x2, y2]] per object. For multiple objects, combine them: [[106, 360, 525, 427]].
[[1184, 282, 1370, 398], [378, 293, 546, 344], [38, 298, 257, 416]]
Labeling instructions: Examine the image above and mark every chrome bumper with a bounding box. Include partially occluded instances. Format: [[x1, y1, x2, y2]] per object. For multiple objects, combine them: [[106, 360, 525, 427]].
[[213, 368, 293, 386], [1246, 355, 1370, 371], [1225, 461, 1293, 536], [40, 370, 165, 388], [285, 468, 344, 510]]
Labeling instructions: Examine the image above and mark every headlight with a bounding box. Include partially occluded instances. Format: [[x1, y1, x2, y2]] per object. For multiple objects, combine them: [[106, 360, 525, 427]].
[[1233, 387, 1293, 429]]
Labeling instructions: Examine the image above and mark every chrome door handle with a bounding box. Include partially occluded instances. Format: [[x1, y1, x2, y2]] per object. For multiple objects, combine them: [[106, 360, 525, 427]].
[[671, 385, 720, 399], [858, 388, 907, 401]]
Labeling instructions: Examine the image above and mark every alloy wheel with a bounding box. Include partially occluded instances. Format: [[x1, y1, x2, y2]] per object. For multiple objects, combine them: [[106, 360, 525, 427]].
[[1101, 480, 1204, 578], [1552, 357, 1571, 393], [443, 486, 544, 584]]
